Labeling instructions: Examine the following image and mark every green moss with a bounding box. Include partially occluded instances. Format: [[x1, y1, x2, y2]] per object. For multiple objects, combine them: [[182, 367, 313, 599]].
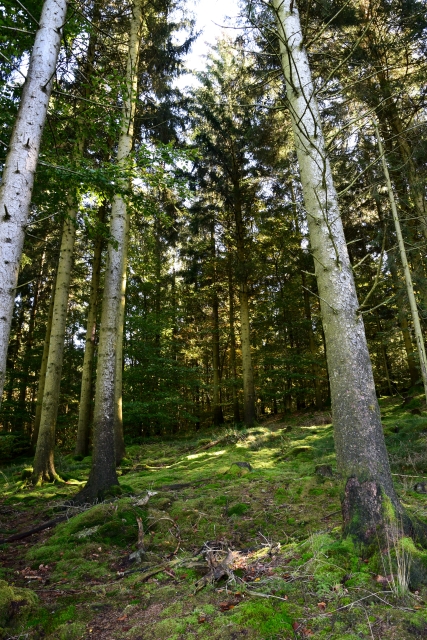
[[0, 579, 38, 627], [52, 621, 86, 640], [232, 600, 293, 636], [227, 503, 250, 517]]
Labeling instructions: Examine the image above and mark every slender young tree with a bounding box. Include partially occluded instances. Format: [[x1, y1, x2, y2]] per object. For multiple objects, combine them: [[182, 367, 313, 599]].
[[271, 0, 425, 544], [0, 0, 68, 403], [375, 122, 427, 400], [75, 0, 143, 501]]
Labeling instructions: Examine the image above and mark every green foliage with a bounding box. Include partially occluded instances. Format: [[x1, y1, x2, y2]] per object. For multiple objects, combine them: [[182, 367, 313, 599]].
[[0, 432, 31, 461]]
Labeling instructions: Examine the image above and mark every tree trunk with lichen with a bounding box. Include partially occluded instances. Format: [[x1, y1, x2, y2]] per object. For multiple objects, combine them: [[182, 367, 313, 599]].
[[0, 0, 68, 403], [272, 0, 426, 546]]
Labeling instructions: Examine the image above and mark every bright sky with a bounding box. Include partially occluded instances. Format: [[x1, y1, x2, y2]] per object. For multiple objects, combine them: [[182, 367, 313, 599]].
[[175, 0, 242, 88]]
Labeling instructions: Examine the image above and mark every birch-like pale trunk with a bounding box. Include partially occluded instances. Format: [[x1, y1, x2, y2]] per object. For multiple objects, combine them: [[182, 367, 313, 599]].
[[75, 205, 106, 457], [32, 197, 78, 483], [271, 0, 414, 543], [374, 123, 427, 401], [76, 0, 143, 501], [0, 0, 67, 403], [114, 226, 128, 465]]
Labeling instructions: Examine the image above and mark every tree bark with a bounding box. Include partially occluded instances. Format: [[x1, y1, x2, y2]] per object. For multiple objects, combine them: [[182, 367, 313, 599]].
[[233, 197, 256, 426], [75, 204, 106, 457], [114, 226, 128, 465], [272, 0, 417, 545], [32, 199, 78, 483], [0, 0, 68, 402], [75, 0, 143, 502]]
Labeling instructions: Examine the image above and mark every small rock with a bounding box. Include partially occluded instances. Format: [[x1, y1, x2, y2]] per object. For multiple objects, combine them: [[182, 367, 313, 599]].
[[75, 525, 100, 539], [315, 464, 334, 478], [231, 462, 253, 472]]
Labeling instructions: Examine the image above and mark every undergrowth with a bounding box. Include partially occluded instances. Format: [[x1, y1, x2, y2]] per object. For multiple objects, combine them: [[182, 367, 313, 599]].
[[1, 396, 427, 638]]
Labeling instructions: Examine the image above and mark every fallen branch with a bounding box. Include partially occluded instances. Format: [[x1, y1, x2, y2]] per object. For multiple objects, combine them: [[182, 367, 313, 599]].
[[0, 515, 67, 544], [194, 438, 222, 453], [320, 510, 341, 521]]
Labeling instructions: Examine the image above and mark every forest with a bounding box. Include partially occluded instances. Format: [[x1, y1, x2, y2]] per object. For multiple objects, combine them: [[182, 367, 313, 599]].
[[1, 0, 427, 637]]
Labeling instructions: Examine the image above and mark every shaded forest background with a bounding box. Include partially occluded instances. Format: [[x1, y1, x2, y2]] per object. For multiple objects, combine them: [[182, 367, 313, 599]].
[[1, 0, 427, 455]]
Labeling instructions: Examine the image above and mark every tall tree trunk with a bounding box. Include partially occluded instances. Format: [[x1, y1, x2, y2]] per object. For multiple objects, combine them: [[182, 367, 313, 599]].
[[228, 257, 240, 423], [75, 0, 143, 501], [32, 274, 56, 446], [0, 0, 68, 402], [272, 0, 422, 545], [114, 229, 128, 465], [375, 122, 427, 400], [233, 198, 255, 426], [32, 199, 78, 483], [75, 204, 106, 457]]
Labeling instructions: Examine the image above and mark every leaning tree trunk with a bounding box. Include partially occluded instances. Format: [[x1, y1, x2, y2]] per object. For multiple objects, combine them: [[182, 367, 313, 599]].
[[0, 0, 67, 403], [32, 197, 78, 483], [75, 0, 143, 502], [373, 187, 420, 386], [374, 122, 427, 402], [272, 0, 423, 545], [75, 204, 106, 457]]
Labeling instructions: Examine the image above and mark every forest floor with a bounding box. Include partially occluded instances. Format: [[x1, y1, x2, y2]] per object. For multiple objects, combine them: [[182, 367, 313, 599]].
[[2, 396, 427, 639]]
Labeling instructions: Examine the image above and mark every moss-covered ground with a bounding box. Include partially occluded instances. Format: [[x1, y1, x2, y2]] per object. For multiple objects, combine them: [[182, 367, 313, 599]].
[[2, 396, 427, 638]]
